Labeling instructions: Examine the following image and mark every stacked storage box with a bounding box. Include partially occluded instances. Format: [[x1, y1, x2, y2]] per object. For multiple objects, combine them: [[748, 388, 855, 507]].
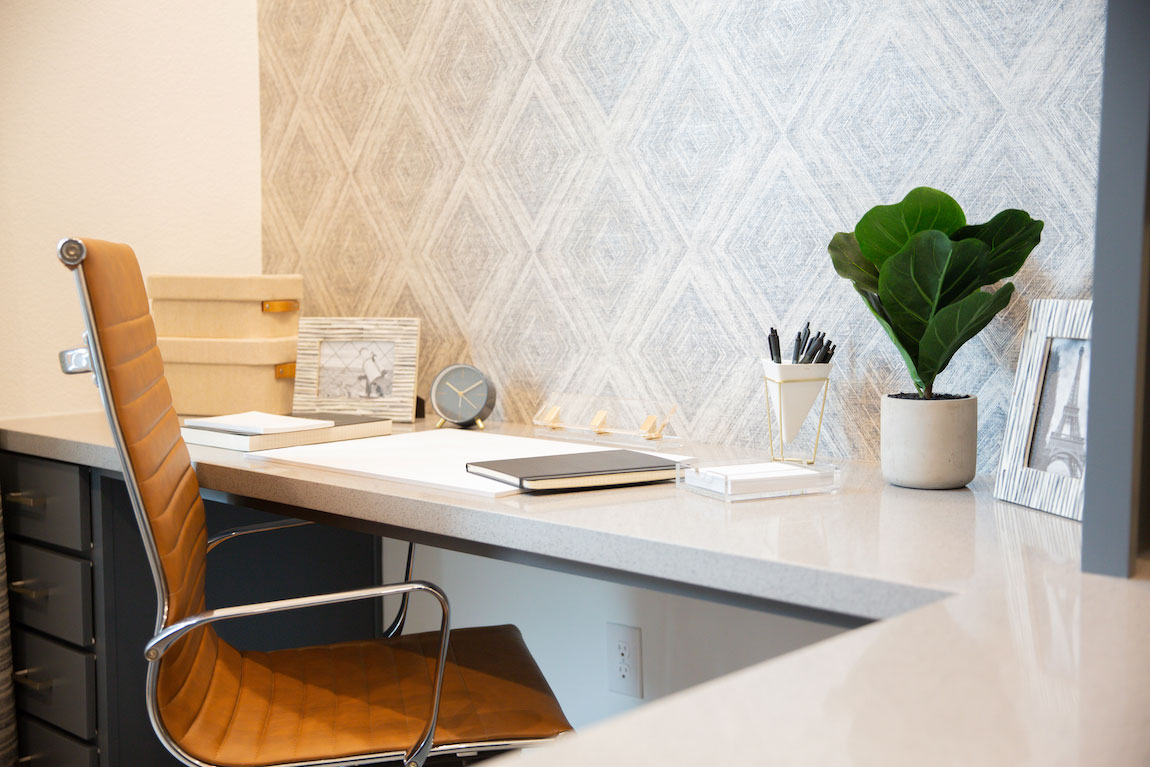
[[147, 275, 304, 416]]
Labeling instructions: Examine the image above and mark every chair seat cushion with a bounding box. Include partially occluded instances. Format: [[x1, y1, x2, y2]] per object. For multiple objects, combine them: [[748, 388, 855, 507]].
[[172, 624, 572, 766]]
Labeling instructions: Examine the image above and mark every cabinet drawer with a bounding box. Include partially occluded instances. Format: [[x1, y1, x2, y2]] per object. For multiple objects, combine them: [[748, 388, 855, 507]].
[[8, 542, 93, 648], [17, 716, 98, 767], [0, 453, 90, 553], [12, 628, 97, 739]]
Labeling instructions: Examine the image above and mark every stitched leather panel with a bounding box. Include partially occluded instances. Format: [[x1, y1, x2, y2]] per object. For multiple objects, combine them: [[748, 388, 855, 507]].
[[76, 239, 572, 764], [79, 238, 221, 738], [178, 625, 571, 766]]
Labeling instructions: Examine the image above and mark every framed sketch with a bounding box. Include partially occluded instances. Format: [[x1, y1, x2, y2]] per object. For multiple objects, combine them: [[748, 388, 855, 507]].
[[294, 317, 420, 422], [995, 299, 1092, 520]]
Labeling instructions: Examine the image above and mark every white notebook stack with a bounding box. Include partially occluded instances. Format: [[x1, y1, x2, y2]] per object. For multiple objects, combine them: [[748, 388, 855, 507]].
[[181, 411, 391, 452]]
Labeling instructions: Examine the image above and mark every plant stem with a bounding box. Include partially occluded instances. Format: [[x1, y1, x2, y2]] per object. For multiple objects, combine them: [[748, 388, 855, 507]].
[[924, 383, 933, 400]]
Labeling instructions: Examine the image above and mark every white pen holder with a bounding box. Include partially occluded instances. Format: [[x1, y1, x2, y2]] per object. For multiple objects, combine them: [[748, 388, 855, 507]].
[[762, 359, 832, 464]]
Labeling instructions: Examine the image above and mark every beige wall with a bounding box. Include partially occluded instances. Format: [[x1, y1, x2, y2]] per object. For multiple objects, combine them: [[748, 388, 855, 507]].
[[0, 0, 262, 419]]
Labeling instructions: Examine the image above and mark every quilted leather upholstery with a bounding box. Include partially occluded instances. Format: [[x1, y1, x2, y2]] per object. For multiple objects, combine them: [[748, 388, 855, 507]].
[[73, 239, 571, 765]]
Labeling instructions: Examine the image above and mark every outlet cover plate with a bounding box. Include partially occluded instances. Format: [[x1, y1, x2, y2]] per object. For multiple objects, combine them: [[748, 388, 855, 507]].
[[606, 622, 642, 698]]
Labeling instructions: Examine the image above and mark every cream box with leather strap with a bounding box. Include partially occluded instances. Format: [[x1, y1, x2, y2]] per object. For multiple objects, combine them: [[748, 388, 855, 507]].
[[157, 336, 298, 416], [147, 274, 303, 338]]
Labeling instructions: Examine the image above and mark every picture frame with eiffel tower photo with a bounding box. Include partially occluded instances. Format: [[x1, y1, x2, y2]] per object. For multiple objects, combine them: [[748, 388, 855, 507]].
[[995, 299, 1092, 521]]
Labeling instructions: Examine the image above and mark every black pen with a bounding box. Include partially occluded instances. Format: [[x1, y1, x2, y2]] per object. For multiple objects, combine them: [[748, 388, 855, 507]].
[[820, 338, 833, 362], [792, 332, 802, 363], [803, 331, 823, 359], [768, 328, 781, 363], [800, 336, 824, 364], [799, 322, 810, 355]]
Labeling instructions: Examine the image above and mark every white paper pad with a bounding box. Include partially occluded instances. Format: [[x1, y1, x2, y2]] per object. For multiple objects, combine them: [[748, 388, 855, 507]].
[[247, 429, 688, 498], [184, 411, 335, 435]]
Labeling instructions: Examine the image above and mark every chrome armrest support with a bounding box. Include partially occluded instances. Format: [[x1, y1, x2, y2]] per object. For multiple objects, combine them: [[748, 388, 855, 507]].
[[145, 580, 450, 767], [207, 526, 417, 637], [382, 542, 417, 638], [58, 344, 92, 374], [205, 519, 314, 553]]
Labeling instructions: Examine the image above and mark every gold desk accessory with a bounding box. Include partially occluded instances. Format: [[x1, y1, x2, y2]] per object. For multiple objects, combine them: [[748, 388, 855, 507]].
[[532, 395, 682, 448]]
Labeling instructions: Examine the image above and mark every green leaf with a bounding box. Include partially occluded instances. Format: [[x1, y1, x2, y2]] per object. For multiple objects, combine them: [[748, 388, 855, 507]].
[[855, 187, 967, 266], [878, 230, 989, 355], [951, 209, 1043, 283], [917, 283, 1015, 388], [828, 232, 879, 293], [854, 287, 925, 394]]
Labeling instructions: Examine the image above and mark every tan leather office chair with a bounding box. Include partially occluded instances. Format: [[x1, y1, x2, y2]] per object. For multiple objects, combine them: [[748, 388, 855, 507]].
[[57, 238, 572, 767]]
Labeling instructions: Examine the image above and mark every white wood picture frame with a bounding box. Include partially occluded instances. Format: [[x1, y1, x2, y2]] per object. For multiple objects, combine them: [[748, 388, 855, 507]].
[[995, 299, 1092, 521], [293, 317, 420, 422]]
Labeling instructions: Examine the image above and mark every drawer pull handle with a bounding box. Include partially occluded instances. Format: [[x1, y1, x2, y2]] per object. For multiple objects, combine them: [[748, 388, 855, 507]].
[[3, 491, 44, 509], [9, 580, 50, 600], [13, 668, 52, 692], [17, 754, 40, 764]]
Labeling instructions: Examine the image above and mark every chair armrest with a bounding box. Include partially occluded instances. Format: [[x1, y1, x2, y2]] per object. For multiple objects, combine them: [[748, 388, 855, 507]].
[[145, 580, 450, 767], [208, 527, 417, 637], [206, 518, 313, 553]]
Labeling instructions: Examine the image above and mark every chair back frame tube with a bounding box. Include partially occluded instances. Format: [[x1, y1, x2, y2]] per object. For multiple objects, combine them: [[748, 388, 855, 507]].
[[60, 240, 172, 634], [56, 239, 450, 767]]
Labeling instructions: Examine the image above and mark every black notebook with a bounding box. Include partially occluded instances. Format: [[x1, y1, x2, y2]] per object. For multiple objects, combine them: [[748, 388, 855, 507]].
[[466, 449, 677, 491]]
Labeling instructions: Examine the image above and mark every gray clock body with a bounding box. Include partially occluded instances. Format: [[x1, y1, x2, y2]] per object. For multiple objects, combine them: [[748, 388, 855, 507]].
[[429, 364, 496, 428]]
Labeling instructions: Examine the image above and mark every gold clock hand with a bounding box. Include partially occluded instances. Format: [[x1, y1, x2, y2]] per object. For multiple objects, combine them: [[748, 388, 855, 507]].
[[445, 382, 464, 396], [459, 392, 477, 410], [459, 380, 483, 395]]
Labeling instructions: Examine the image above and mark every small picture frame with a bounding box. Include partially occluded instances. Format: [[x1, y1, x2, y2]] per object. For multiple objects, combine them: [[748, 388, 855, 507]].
[[995, 299, 1092, 521], [293, 317, 420, 422]]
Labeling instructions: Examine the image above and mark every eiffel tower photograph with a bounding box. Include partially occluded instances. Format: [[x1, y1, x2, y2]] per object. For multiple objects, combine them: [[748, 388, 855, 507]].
[[1027, 339, 1091, 478]]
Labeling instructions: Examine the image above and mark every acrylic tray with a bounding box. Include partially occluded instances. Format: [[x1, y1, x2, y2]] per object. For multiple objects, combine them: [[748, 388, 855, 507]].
[[676, 458, 840, 502]]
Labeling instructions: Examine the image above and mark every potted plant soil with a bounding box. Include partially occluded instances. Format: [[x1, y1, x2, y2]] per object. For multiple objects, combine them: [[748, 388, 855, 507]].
[[828, 187, 1043, 489]]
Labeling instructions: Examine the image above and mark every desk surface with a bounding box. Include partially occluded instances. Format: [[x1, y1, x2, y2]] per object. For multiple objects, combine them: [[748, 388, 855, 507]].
[[2, 411, 1148, 765]]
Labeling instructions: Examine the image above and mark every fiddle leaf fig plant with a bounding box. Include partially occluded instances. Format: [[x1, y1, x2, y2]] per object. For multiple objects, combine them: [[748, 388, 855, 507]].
[[829, 187, 1043, 399]]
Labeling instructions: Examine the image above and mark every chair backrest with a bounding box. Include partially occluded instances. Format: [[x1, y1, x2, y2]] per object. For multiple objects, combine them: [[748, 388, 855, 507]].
[[58, 237, 222, 741]]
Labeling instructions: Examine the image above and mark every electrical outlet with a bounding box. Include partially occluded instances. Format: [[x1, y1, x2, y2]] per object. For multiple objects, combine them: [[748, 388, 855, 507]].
[[606, 622, 642, 698]]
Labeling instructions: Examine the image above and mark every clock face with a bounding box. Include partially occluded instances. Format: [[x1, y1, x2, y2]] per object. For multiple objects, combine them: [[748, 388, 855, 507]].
[[430, 364, 495, 426]]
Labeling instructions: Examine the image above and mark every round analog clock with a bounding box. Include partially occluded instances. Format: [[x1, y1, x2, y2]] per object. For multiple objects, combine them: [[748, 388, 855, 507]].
[[429, 364, 496, 429]]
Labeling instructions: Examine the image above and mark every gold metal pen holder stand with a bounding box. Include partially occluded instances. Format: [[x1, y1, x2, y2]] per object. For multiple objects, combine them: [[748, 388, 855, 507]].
[[762, 360, 832, 465], [532, 394, 683, 449]]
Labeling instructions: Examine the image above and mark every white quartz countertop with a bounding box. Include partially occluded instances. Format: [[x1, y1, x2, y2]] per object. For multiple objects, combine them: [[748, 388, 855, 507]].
[[3, 411, 1148, 765]]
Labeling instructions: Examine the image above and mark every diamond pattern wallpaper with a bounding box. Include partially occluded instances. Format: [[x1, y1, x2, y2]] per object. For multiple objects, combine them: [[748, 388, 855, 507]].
[[260, 0, 1104, 470]]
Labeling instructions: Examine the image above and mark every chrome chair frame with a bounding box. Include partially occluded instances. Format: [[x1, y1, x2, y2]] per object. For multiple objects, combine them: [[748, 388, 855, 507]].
[[206, 523, 417, 638], [57, 238, 458, 767], [205, 518, 314, 552]]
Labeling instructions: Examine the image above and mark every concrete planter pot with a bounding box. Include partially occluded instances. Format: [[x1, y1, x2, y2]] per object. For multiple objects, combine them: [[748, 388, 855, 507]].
[[881, 394, 977, 489]]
